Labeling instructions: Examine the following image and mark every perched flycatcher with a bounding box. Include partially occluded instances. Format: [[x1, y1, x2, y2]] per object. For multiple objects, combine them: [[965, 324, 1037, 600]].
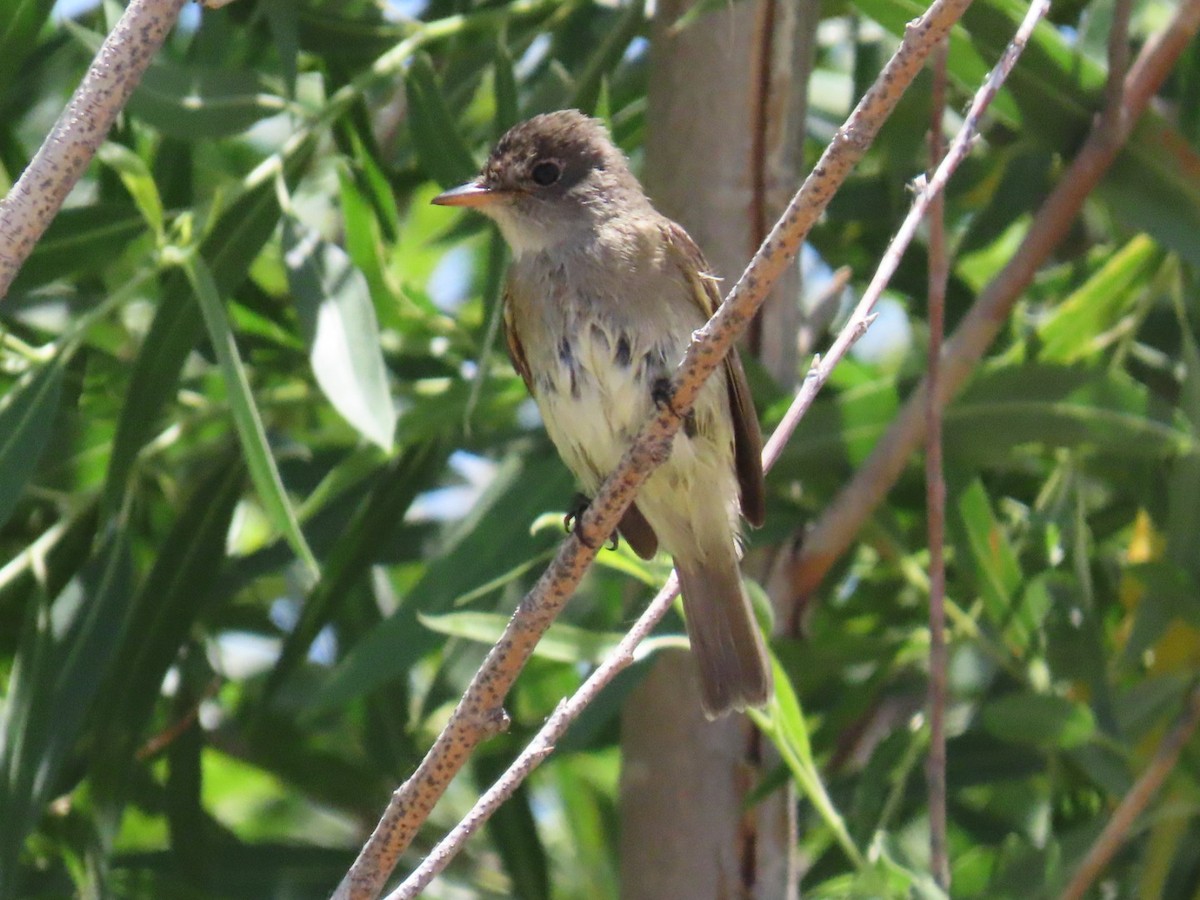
[[433, 110, 770, 718]]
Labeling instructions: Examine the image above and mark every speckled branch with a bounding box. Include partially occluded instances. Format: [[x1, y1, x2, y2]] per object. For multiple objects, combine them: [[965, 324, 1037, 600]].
[[0, 0, 188, 299], [333, 1, 975, 897]]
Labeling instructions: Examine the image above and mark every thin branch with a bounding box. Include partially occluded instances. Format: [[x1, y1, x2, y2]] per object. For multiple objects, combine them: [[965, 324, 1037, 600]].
[[1060, 682, 1200, 900], [0, 0, 189, 299], [334, 1, 977, 896], [789, 0, 1200, 605], [378, 4, 1054, 893], [746, 0, 777, 355], [925, 34, 952, 895], [762, 0, 1047, 473], [1103, 0, 1134, 128]]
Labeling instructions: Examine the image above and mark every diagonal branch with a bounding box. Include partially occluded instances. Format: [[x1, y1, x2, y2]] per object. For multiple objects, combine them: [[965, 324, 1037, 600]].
[[0, 0, 189, 299], [1060, 682, 1200, 900], [333, 0, 977, 896], [789, 0, 1200, 605]]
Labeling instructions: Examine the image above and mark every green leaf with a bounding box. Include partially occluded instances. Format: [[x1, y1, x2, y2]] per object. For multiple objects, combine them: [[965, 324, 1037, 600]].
[[1166, 324, 1200, 580], [182, 254, 318, 577], [97, 142, 164, 239], [0, 534, 133, 893], [130, 62, 287, 139], [336, 158, 393, 306], [957, 479, 1022, 627], [310, 451, 574, 712], [90, 450, 245, 794], [493, 39, 519, 136], [475, 751, 550, 900], [0, 358, 63, 529], [0, 0, 55, 95], [262, 0, 300, 95], [419, 611, 624, 664], [945, 364, 1196, 465], [282, 217, 397, 451], [405, 52, 479, 188], [10, 204, 145, 292], [268, 441, 446, 694], [750, 657, 868, 874], [1038, 235, 1163, 363], [859, 0, 1200, 268], [980, 692, 1096, 749], [570, 0, 645, 115], [103, 137, 316, 513]]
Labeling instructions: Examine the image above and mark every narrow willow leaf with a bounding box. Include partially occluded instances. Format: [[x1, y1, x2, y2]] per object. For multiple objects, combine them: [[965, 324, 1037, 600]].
[[945, 364, 1195, 464], [0, 358, 64, 529], [97, 142, 164, 239], [336, 159, 393, 305], [418, 611, 623, 664], [405, 52, 479, 188], [182, 255, 318, 577], [1038, 235, 1162, 363], [981, 692, 1096, 749], [493, 39, 519, 136], [130, 62, 287, 139], [957, 479, 1022, 626], [570, 0, 645, 115], [11, 204, 145, 292], [268, 441, 445, 694], [283, 218, 397, 451], [749, 657, 867, 874], [103, 137, 316, 513], [0, 534, 132, 891], [0, 0, 54, 94], [90, 451, 244, 793]]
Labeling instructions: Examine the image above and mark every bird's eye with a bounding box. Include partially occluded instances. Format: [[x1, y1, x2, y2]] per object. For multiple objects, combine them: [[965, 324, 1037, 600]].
[[531, 161, 561, 186]]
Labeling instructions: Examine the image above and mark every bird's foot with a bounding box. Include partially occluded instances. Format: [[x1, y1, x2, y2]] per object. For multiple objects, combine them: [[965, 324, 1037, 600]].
[[564, 493, 619, 551]]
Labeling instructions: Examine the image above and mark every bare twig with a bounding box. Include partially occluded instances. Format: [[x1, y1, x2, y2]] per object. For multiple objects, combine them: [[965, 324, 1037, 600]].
[[1103, 0, 1134, 127], [376, 4, 1059, 893], [334, 1, 977, 897], [762, 0, 1047, 474], [1060, 683, 1200, 900], [925, 34, 952, 895], [789, 0, 1200, 605], [0, 0, 189, 299]]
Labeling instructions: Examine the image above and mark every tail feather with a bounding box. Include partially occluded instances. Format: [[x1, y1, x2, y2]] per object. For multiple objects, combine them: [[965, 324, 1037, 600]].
[[676, 559, 772, 719]]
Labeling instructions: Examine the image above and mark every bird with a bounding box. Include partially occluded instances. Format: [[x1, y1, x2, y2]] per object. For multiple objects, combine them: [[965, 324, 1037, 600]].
[[432, 109, 771, 718]]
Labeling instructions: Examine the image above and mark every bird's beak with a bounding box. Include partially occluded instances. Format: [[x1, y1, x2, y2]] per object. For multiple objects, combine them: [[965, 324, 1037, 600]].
[[431, 181, 508, 208]]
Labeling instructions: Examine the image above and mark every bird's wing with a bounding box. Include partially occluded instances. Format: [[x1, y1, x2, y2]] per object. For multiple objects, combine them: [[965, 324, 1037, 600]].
[[502, 289, 536, 396], [662, 221, 766, 527]]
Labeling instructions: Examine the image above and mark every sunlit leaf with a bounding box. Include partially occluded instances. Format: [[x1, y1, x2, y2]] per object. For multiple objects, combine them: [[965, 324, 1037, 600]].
[[283, 217, 397, 451], [183, 254, 318, 577]]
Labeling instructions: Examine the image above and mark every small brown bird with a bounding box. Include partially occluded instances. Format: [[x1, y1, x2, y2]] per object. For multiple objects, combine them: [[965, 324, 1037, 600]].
[[433, 110, 771, 717]]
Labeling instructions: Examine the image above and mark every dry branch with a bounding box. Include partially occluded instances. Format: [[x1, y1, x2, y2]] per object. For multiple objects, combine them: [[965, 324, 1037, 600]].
[[0, 0, 189, 299], [789, 0, 1200, 605], [925, 33, 952, 897], [334, 0, 977, 897], [1060, 683, 1200, 900]]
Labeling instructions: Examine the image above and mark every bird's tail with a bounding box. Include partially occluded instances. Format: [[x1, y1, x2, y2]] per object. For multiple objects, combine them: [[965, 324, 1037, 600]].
[[676, 556, 772, 719]]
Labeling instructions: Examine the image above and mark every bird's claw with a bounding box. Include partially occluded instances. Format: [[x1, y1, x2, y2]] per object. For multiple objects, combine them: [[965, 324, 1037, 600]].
[[564, 493, 619, 551]]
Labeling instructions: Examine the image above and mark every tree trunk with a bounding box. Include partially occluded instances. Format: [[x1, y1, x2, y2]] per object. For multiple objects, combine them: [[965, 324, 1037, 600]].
[[619, 1, 815, 897]]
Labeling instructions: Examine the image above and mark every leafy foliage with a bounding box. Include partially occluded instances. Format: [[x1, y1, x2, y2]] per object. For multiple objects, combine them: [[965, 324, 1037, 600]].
[[1, 0, 1199, 897]]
